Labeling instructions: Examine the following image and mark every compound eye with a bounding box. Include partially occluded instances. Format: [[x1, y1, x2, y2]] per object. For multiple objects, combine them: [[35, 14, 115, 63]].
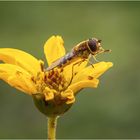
[[98, 39, 102, 43], [88, 39, 97, 52]]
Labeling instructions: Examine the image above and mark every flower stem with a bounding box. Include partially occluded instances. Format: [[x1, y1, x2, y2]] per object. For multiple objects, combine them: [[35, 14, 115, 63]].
[[47, 116, 58, 140]]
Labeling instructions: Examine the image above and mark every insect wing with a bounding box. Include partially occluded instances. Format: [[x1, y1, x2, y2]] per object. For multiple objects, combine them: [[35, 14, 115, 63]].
[[46, 52, 75, 71], [46, 56, 65, 71]]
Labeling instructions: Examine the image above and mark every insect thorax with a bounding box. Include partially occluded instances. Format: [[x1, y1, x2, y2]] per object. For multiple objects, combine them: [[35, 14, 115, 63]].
[[73, 40, 90, 59]]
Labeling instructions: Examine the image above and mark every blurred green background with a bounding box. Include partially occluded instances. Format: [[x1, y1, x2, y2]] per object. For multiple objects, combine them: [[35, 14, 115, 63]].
[[0, 1, 140, 139]]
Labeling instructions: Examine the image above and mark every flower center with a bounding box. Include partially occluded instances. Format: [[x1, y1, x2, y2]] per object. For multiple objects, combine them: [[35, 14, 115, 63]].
[[44, 68, 69, 91], [32, 68, 69, 94], [31, 61, 75, 106]]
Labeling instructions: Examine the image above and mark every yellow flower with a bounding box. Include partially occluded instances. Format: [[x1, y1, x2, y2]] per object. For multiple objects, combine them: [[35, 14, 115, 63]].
[[0, 35, 113, 117]]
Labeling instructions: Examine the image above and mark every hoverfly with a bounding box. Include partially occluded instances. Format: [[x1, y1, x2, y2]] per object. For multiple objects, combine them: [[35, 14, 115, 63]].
[[46, 38, 111, 71]]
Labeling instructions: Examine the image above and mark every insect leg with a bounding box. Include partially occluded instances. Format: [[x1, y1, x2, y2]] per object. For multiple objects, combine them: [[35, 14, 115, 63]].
[[64, 59, 86, 90], [93, 55, 99, 62], [88, 60, 94, 68]]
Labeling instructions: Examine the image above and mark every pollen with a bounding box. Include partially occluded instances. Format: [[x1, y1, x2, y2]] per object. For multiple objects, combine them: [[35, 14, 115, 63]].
[[44, 68, 69, 91]]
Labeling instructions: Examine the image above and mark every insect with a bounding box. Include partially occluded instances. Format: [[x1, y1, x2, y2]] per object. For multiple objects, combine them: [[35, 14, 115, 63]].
[[46, 38, 111, 71]]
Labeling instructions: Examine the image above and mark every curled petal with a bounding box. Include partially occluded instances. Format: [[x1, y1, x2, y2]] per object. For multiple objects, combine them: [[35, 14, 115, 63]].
[[69, 79, 99, 95], [44, 87, 54, 101], [0, 48, 41, 76], [0, 64, 37, 94], [44, 36, 65, 66], [72, 61, 113, 84], [61, 89, 75, 104]]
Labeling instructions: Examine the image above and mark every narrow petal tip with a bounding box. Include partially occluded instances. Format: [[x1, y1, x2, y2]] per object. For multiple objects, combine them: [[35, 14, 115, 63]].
[[95, 61, 113, 68], [106, 62, 113, 68]]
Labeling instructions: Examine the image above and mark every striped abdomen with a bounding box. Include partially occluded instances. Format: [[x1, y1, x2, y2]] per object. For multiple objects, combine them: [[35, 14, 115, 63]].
[[46, 51, 76, 71]]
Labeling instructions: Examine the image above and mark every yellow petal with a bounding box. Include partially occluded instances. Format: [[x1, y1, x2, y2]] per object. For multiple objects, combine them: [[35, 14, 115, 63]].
[[0, 64, 37, 94], [44, 36, 65, 66], [0, 48, 41, 76], [69, 79, 99, 95], [62, 59, 88, 82], [72, 61, 113, 83]]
